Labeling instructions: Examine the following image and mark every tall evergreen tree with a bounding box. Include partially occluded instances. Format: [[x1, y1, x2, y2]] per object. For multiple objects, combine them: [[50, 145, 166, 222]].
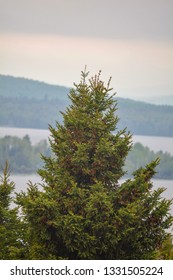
[[17, 69, 173, 259]]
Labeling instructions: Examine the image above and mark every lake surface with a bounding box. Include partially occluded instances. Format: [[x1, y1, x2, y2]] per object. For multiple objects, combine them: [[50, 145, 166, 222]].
[[0, 126, 172, 155]]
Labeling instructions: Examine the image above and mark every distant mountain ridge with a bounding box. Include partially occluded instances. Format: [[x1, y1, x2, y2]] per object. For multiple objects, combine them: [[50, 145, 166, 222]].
[[0, 74, 173, 137]]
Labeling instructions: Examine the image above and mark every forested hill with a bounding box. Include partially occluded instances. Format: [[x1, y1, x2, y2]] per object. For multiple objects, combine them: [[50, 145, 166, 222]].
[[0, 74, 69, 101], [0, 74, 173, 136]]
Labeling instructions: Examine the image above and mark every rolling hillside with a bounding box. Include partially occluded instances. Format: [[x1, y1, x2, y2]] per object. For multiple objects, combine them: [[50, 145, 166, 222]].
[[0, 74, 173, 136]]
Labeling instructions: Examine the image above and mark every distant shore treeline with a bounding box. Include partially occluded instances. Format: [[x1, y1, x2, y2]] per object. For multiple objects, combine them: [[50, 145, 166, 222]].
[[0, 135, 172, 179], [0, 135, 50, 174], [0, 74, 173, 137]]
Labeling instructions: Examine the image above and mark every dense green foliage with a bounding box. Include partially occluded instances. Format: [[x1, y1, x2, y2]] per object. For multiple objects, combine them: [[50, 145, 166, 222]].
[[153, 236, 173, 259], [0, 163, 26, 259], [1, 74, 173, 136], [0, 135, 50, 173], [15, 70, 173, 260], [0, 135, 172, 179]]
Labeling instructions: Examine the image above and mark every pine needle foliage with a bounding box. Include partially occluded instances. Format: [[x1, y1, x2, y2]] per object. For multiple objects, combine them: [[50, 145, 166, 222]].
[[0, 162, 26, 259], [17, 69, 173, 259]]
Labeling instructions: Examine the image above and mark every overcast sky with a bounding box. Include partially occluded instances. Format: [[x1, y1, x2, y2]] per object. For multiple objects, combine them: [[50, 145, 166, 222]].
[[0, 0, 173, 102]]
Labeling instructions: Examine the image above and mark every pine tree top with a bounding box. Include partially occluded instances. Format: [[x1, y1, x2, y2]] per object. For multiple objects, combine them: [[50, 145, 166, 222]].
[[42, 69, 132, 189]]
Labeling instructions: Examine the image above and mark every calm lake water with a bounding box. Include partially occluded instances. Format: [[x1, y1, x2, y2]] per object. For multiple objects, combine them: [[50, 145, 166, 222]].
[[0, 126, 172, 155]]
